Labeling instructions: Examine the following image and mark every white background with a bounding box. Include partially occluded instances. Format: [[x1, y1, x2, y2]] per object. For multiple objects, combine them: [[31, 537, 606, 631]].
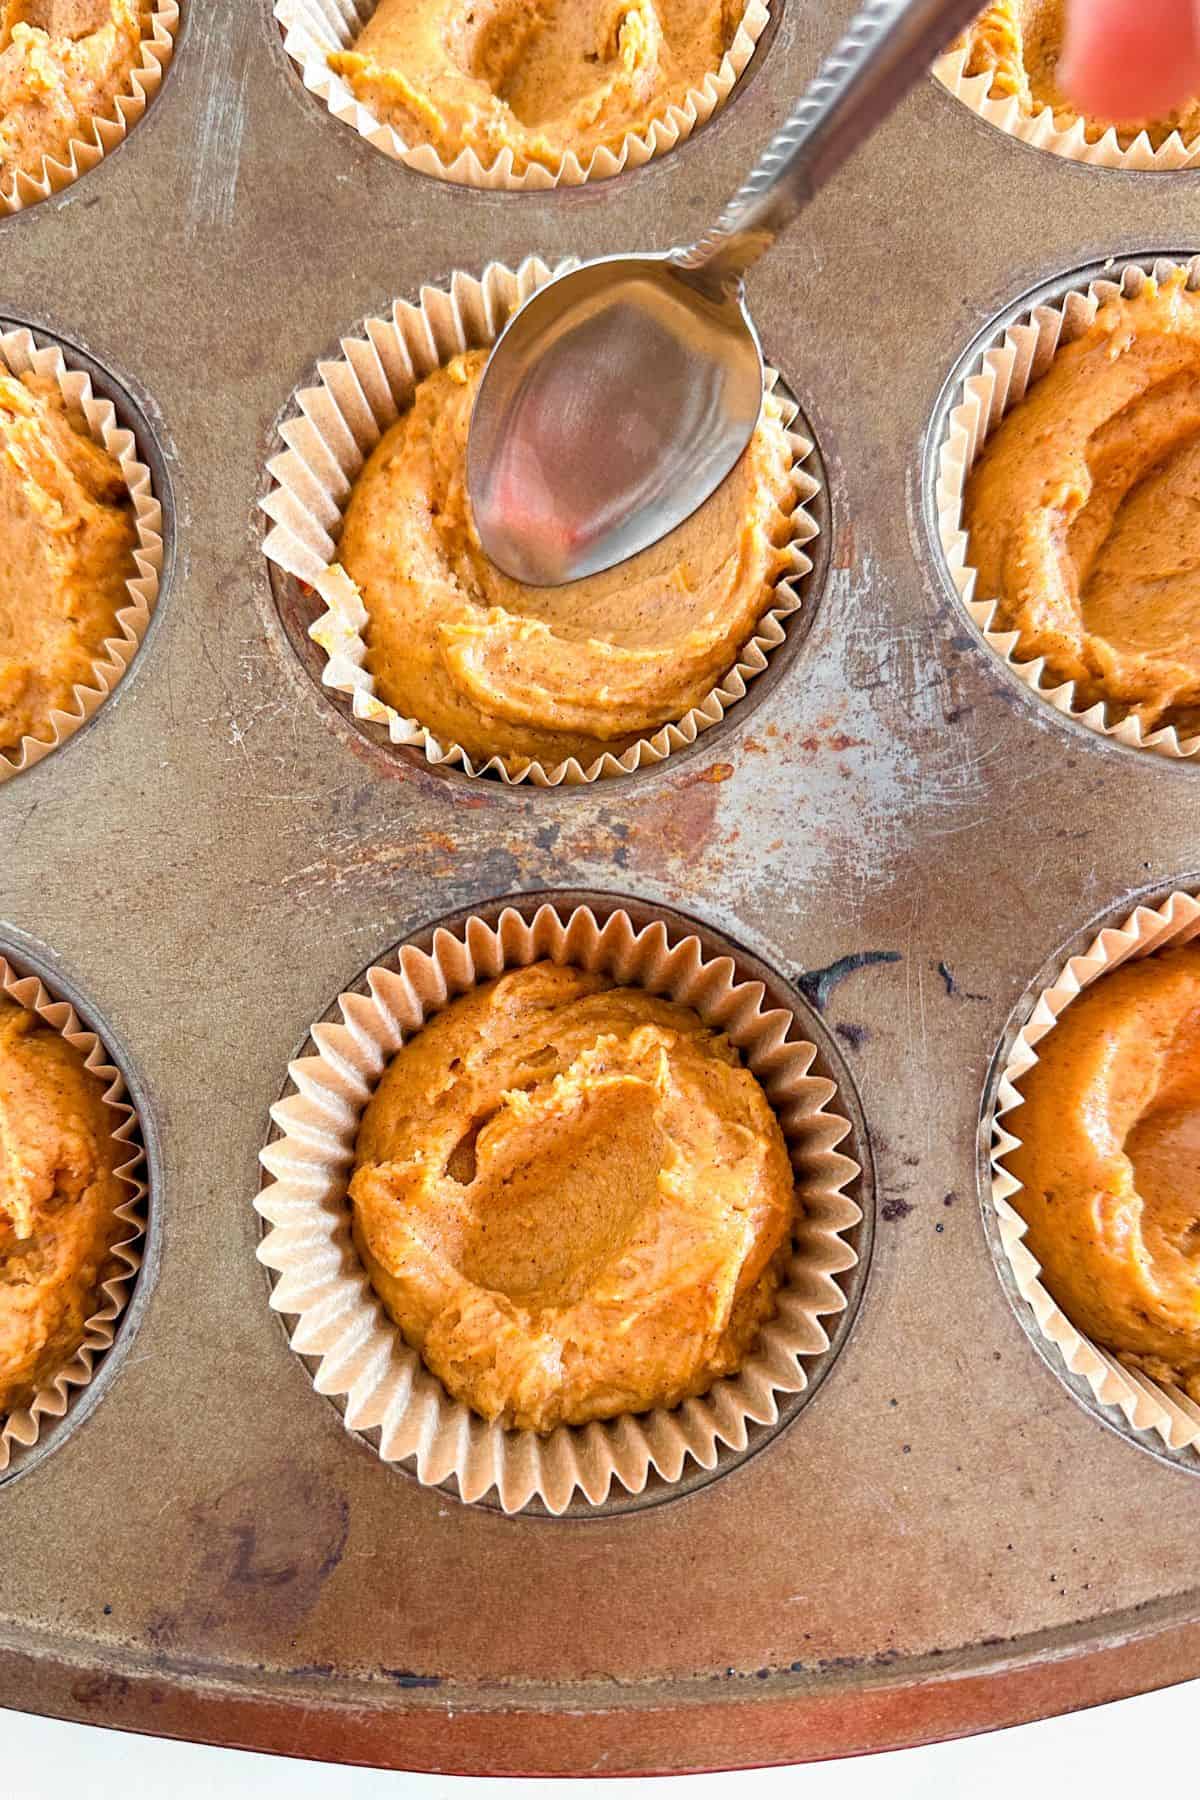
[[6, 1679, 1197, 1798]]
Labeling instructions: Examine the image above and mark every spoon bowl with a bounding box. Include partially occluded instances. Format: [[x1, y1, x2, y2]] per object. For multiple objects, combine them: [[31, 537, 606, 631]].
[[468, 256, 764, 588]]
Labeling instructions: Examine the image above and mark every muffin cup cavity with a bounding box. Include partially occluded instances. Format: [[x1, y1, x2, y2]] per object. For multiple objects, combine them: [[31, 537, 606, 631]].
[[933, 42, 1200, 170], [932, 253, 1200, 765], [0, 953, 147, 1476], [273, 0, 770, 190], [0, 2, 180, 216], [0, 325, 165, 780], [256, 898, 862, 1515], [261, 257, 822, 787], [987, 887, 1200, 1468]]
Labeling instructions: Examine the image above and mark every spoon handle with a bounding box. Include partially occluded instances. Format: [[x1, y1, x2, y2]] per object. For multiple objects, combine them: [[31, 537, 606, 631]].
[[673, 0, 983, 293]]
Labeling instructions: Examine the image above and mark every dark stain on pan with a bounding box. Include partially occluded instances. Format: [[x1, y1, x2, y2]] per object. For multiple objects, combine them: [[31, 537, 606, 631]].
[[936, 960, 989, 1001], [71, 1672, 131, 1708], [70, 1669, 171, 1714], [144, 1462, 350, 1650], [381, 1668, 444, 1689], [797, 731, 866, 755], [708, 1642, 910, 1684], [834, 1022, 870, 1050], [798, 950, 902, 1012], [633, 771, 726, 866], [880, 1196, 914, 1223]]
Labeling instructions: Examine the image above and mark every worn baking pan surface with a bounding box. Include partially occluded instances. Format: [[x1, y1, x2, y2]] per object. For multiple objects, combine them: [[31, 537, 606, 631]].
[[1, 0, 1199, 1775]]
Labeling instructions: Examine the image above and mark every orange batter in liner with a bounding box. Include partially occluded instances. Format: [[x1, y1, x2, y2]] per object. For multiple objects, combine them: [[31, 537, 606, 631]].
[[0, 0, 148, 193], [0, 367, 137, 758], [334, 347, 798, 774], [329, 0, 748, 174], [1007, 946, 1200, 1402], [0, 996, 124, 1416], [963, 278, 1200, 742], [350, 963, 797, 1433]]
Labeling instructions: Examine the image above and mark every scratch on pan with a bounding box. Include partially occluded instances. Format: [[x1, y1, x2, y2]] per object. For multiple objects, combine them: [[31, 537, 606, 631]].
[[186, 25, 251, 239]]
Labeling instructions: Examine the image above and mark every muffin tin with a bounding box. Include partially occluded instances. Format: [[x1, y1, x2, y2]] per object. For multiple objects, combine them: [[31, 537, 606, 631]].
[[2, 0, 1200, 1776]]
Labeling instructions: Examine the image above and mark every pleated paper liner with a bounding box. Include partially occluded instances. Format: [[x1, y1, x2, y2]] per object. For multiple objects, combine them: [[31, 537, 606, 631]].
[[934, 254, 1200, 764], [933, 43, 1200, 170], [0, 954, 147, 1475], [256, 901, 862, 1515], [0, 2, 180, 216], [989, 889, 1200, 1464], [274, 0, 770, 190], [0, 327, 164, 781], [260, 256, 822, 787]]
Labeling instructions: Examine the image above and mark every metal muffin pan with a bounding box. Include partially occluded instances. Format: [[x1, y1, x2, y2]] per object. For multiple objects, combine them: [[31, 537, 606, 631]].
[[2, 0, 1200, 1775]]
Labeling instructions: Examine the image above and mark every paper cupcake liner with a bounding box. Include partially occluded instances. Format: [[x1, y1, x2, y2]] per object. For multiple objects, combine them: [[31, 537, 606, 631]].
[[0, 326, 164, 781], [274, 0, 769, 190], [0, 954, 147, 1474], [261, 257, 821, 786], [256, 901, 861, 1514], [934, 254, 1200, 764], [933, 43, 1200, 170], [990, 889, 1200, 1461], [0, 3, 179, 215]]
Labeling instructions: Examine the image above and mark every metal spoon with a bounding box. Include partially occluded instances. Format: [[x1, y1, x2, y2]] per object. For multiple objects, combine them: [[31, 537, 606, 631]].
[[468, 0, 983, 586]]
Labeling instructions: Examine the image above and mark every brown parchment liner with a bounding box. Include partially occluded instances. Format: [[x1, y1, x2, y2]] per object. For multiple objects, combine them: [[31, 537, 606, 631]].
[[933, 43, 1200, 170], [256, 903, 861, 1514], [274, 0, 769, 190], [0, 2, 179, 216], [990, 889, 1200, 1460], [934, 255, 1200, 764], [0, 327, 164, 781], [260, 257, 821, 787], [0, 955, 147, 1474]]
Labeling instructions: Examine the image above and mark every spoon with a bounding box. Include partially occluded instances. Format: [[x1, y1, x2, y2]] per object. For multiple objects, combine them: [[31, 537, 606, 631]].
[[468, 0, 983, 587]]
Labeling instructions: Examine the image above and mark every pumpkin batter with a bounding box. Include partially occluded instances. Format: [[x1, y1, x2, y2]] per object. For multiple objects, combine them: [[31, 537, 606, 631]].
[[956, 0, 1200, 146], [1007, 946, 1200, 1403], [0, 0, 148, 193], [335, 348, 797, 773], [0, 366, 137, 758], [962, 278, 1200, 741], [328, 0, 747, 174], [0, 996, 124, 1416], [350, 962, 797, 1433]]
